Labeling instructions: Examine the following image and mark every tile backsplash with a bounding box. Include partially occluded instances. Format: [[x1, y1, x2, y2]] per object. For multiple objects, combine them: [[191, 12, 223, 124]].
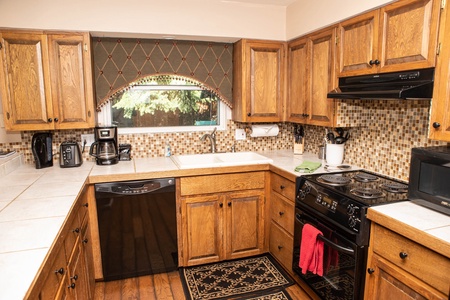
[[0, 99, 446, 181]]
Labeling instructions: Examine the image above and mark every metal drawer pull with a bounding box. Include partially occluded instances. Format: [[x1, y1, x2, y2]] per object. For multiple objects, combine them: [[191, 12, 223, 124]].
[[278, 245, 283, 250], [367, 268, 375, 274], [55, 268, 64, 275], [399, 252, 408, 259], [279, 211, 284, 216], [317, 234, 354, 255], [280, 185, 285, 190]]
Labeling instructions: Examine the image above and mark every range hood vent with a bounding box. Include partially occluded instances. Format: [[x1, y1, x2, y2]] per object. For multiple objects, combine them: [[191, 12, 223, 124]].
[[327, 68, 434, 100]]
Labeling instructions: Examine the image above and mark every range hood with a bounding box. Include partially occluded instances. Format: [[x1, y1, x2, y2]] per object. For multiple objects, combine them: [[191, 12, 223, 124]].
[[327, 68, 434, 100]]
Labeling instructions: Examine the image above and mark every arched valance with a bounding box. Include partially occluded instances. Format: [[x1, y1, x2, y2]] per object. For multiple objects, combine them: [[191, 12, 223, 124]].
[[93, 38, 233, 110], [97, 74, 231, 111]]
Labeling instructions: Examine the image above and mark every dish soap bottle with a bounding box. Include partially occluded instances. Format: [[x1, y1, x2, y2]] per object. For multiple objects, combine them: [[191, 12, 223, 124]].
[[165, 143, 171, 157]]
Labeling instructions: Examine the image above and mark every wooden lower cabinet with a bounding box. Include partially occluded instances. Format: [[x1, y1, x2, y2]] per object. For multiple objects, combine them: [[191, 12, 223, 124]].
[[25, 187, 95, 299], [365, 223, 449, 300], [178, 172, 266, 266]]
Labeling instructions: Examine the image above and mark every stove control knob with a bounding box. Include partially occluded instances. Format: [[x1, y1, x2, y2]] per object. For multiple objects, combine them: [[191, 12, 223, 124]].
[[316, 194, 322, 204], [348, 216, 357, 228]]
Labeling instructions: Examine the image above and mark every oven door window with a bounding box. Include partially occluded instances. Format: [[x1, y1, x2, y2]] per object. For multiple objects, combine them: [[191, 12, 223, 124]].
[[293, 208, 365, 300]]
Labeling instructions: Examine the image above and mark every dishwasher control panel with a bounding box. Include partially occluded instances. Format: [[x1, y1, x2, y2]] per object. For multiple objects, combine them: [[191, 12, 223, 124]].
[[95, 178, 175, 196]]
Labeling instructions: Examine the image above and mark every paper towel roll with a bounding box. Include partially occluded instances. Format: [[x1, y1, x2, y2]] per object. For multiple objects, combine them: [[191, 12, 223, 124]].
[[250, 124, 279, 137]]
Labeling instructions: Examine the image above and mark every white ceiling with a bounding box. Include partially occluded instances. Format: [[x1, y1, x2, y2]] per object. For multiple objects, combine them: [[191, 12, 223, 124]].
[[220, 0, 297, 6]]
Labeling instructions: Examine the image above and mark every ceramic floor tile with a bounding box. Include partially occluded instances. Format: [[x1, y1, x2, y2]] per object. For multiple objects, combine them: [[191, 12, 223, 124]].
[[0, 217, 64, 253], [0, 248, 48, 300], [0, 196, 74, 222]]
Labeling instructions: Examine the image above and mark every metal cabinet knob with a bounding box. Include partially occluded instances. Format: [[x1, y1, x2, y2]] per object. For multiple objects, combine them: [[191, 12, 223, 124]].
[[73, 228, 80, 233], [279, 211, 284, 216], [367, 268, 375, 274], [432, 122, 441, 129], [278, 245, 283, 250], [399, 252, 408, 259], [55, 268, 64, 275]]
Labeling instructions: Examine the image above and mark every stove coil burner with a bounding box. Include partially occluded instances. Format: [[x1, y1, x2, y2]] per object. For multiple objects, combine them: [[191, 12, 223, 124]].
[[381, 183, 408, 193], [351, 188, 385, 199], [353, 173, 379, 183], [318, 174, 352, 186]]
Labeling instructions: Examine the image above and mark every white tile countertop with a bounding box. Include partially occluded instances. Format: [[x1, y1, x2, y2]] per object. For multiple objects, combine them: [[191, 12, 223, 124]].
[[0, 149, 449, 299]]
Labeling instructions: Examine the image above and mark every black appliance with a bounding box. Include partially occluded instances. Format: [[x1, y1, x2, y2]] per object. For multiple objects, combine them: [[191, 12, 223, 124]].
[[95, 178, 177, 281], [31, 132, 53, 169], [408, 146, 450, 216], [89, 126, 119, 165], [59, 141, 83, 168], [293, 170, 409, 300], [327, 68, 434, 100], [119, 143, 132, 161]]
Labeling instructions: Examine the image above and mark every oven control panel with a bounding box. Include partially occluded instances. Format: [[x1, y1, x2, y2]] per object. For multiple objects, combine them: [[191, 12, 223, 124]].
[[297, 181, 364, 234]]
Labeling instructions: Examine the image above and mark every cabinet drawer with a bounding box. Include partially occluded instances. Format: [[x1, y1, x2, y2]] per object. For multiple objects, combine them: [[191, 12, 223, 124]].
[[271, 173, 295, 200], [270, 191, 294, 235], [269, 221, 294, 271], [180, 172, 265, 196], [372, 224, 450, 294], [38, 244, 67, 300]]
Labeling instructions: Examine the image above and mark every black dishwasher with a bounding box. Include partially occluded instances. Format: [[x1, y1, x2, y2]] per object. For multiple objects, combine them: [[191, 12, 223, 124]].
[[95, 178, 177, 281]]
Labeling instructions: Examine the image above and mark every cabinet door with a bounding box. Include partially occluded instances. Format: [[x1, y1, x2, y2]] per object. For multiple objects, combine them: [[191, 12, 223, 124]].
[[0, 32, 54, 130], [307, 28, 336, 127], [233, 40, 285, 122], [365, 254, 447, 300], [338, 10, 380, 76], [378, 0, 440, 73], [429, 0, 450, 141], [48, 33, 95, 129], [287, 37, 309, 123], [180, 194, 224, 266], [225, 190, 264, 260], [67, 243, 90, 300]]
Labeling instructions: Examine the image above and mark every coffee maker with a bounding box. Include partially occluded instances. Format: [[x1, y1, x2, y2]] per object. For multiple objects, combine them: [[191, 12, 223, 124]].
[[89, 126, 119, 165]]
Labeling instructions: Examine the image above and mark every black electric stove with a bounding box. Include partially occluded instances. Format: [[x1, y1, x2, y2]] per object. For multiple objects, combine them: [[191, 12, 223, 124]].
[[296, 170, 409, 246]]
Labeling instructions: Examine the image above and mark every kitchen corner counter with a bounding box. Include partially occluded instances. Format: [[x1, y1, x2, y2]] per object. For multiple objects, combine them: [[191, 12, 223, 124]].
[[368, 202, 450, 258]]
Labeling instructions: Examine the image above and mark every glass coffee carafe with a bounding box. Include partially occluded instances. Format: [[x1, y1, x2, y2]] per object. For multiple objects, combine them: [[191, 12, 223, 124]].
[[90, 126, 119, 165]]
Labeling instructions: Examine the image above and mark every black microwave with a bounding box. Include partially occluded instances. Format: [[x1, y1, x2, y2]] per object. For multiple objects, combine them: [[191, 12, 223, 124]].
[[408, 146, 450, 216]]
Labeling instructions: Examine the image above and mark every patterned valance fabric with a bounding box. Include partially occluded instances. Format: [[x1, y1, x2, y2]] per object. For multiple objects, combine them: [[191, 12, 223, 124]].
[[93, 38, 233, 110]]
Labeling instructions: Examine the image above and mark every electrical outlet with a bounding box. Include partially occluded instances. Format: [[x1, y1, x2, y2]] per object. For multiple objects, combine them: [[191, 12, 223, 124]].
[[235, 129, 246, 140], [81, 134, 95, 147]]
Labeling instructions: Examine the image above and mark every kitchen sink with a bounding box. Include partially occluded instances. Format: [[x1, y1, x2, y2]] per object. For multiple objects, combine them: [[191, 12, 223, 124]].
[[171, 152, 273, 169]]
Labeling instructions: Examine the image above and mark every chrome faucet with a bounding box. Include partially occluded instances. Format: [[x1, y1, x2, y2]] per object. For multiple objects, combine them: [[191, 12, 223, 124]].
[[200, 127, 217, 153]]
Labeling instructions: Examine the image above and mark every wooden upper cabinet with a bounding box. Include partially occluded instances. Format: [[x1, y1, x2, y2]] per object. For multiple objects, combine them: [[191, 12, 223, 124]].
[[0, 30, 95, 131], [429, 0, 450, 141], [337, 10, 380, 76], [48, 33, 95, 130], [0, 32, 54, 130], [288, 27, 336, 127], [338, 0, 441, 76], [233, 39, 286, 122]]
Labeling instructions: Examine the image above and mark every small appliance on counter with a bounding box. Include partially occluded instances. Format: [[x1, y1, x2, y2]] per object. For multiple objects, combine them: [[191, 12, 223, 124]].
[[59, 141, 83, 168], [31, 132, 53, 169], [89, 126, 119, 165], [119, 143, 132, 161]]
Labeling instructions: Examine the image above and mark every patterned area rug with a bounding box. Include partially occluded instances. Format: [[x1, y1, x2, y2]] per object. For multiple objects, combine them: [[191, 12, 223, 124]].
[[179, 255, 294, 300]]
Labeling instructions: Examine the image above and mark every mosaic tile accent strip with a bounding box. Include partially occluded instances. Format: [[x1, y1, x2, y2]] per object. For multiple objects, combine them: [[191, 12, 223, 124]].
[[0, 101, 447, 181]]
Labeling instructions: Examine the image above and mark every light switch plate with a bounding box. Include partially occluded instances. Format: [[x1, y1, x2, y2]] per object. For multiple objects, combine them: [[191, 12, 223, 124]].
[[235, 129, 246, 140]]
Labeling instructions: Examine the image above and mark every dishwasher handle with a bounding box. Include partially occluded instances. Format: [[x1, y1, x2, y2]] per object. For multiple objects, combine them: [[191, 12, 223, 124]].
[[95, 178, 175, 197]]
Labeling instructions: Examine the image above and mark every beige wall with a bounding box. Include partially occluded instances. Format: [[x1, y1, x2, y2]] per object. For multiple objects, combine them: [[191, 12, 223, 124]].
[[286, 0, 395, 40], [0, 0, 395, 41]]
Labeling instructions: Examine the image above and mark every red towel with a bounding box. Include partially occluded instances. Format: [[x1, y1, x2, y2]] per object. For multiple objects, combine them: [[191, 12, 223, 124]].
[[299, 224, 324, 276]]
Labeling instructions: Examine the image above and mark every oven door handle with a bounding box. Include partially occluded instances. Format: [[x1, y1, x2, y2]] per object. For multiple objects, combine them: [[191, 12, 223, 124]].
[[317, 234, 354, 255]]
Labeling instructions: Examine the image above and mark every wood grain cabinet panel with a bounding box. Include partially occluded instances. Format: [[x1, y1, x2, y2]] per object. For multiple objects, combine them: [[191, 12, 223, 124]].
[[429, 0, 450, 141], [178, 173, 266, 267], [338, 0, 441, 77], [0, 30, 95, 131], [233, 39, 285, 122], [287, 26, 336, 127], [365, 223, 449, 299]]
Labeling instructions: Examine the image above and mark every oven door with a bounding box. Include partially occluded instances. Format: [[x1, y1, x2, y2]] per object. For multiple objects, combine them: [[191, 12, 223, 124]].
[[293, 206, 366, 300]]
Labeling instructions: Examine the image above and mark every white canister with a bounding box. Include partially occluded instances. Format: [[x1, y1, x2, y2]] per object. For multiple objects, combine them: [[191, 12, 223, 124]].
[[326, 144, 344, 166]]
